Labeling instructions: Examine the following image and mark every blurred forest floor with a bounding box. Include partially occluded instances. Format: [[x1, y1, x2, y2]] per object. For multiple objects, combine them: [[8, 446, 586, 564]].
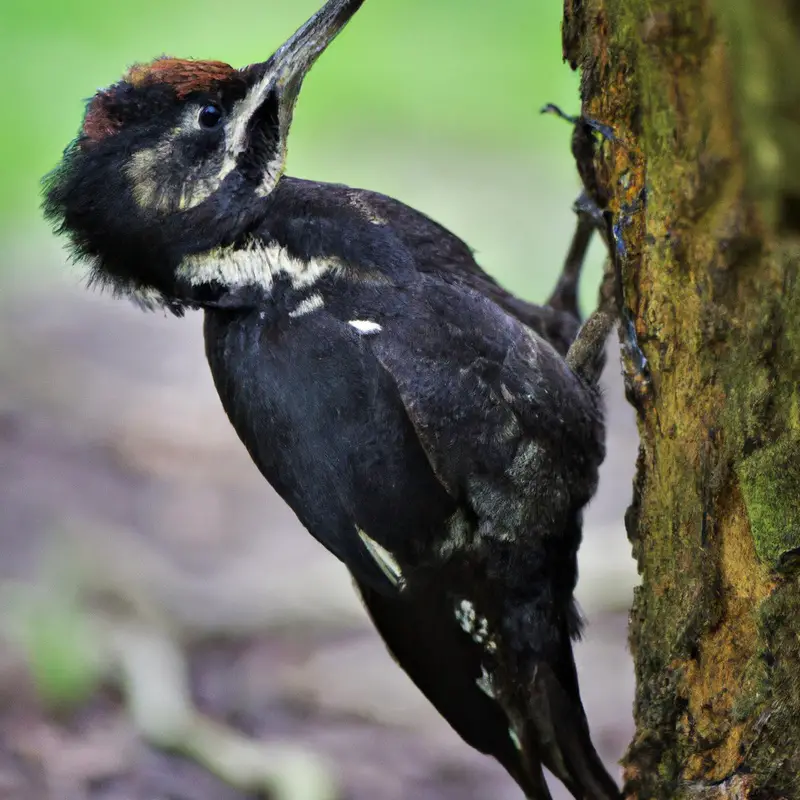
[[0, 230, 639, 799]]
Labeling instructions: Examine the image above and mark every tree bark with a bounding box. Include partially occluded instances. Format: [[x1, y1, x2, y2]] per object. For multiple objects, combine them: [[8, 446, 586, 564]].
[[562, 1, 800, 798]]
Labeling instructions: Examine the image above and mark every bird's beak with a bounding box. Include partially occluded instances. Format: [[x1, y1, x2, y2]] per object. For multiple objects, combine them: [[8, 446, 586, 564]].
[[260, 0, 364, 109], [228, 0, 365, 172]]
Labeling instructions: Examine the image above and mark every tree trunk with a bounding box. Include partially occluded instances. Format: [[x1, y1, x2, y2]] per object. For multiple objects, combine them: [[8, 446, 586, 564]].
[[562, 1, 800, 797]]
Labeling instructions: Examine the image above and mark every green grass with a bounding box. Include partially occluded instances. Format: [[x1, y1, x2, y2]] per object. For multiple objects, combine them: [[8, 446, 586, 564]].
[[3, 0, 578, 227]]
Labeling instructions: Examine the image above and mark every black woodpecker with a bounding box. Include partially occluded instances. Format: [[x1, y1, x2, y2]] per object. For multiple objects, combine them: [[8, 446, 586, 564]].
[[43, 1, 622, 797]]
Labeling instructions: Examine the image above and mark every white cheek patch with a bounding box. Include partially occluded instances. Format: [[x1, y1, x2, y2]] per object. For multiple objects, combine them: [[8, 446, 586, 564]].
[[127, 142, 174, 211], [254, 147, 288, 199], [126, 112, 228, 213], [126, 97, 284, 216], [348, 320, 382, 335]]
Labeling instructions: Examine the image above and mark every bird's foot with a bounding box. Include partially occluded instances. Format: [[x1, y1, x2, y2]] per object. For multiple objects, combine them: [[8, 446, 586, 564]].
[[545, 104, 652, 402], [540, 103, 617, 143], [604, 194, 652, 405]]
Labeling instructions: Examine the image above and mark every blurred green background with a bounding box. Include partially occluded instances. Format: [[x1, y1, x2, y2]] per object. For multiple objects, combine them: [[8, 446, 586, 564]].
[[2, 0, 602, 301]]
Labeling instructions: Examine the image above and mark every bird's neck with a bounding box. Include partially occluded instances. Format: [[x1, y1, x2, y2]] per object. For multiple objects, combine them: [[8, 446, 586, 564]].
[[172, 177, 416, 310]]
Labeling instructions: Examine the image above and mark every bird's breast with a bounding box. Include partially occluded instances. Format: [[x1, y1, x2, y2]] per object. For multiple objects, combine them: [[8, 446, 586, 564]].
[[202, 305, 457, 572]]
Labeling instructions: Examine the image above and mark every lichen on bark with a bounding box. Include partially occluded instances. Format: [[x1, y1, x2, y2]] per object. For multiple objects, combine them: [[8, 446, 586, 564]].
[[562, 0, 800, 797]]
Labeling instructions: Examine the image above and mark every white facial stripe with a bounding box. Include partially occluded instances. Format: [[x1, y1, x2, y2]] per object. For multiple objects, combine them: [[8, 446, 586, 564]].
[[226, 70, 274, 163], [348, 320, 382, 335], [130, 74, 287, 213], [289, 293, 324, 318], [254, 150, 288, 198], [357, 528, 405, 590], [176, 241, 342, 291], [217, 68, 289, 198]]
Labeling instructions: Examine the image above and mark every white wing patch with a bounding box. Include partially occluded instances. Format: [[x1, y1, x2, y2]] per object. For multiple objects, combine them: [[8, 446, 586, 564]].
[[476, 665, 495, 699], [348, 320, 382, 335], [455, 599, 497, 653], [455, 599, 488, 641], [289, 294, 324, 318], [358, 528, 405, 590]]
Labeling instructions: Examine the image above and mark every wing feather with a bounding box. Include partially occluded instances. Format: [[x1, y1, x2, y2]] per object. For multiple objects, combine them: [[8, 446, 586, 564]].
[[369, 278, 601, 509]]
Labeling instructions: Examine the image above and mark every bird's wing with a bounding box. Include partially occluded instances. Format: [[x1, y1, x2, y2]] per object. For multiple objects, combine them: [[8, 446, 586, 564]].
[[365, 281, 617, 799], [203, 302, 457, 597], [369, 277, 599, 510]]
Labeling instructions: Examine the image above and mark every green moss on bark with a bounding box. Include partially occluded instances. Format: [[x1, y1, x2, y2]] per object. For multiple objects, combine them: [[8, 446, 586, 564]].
[[739, 438, 800, 568]]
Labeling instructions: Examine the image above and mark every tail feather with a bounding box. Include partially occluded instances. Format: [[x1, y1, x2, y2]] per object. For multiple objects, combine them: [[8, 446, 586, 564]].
[[352, 579, 621, 799], [526, 662, 621, 800], [354, 578, 556, 798]]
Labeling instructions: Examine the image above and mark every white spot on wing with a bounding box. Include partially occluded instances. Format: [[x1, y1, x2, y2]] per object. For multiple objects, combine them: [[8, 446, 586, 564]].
[[348, 320, 382, 335], [349, 195, 387, 225], [289, 293, 324, 318], [455, 599, 477, 634], [508, 727, 522, 752], [437, 509, 472, 560], [455, 598, 495, 650], [357, 528, 405, 590], [476, 665, 495, 699]]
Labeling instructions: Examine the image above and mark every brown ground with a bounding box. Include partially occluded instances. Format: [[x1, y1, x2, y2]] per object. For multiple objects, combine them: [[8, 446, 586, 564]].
[[0, 263, 638, 800]]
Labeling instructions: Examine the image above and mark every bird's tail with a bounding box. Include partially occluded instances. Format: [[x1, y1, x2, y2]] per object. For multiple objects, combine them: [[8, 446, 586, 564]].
[[522, 658, 621, 800], [502, 588, 620, 799]]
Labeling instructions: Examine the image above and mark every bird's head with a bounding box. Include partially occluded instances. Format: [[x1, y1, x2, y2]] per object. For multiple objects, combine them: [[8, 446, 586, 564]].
[[43, 0, 364, 309]]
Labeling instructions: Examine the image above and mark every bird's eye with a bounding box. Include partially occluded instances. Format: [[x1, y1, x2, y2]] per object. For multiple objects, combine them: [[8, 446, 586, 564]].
[[198, 104, 224, 130]]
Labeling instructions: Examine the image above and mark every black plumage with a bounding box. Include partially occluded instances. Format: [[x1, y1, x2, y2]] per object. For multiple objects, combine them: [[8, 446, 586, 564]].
[[42, 1, 622, 797]]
